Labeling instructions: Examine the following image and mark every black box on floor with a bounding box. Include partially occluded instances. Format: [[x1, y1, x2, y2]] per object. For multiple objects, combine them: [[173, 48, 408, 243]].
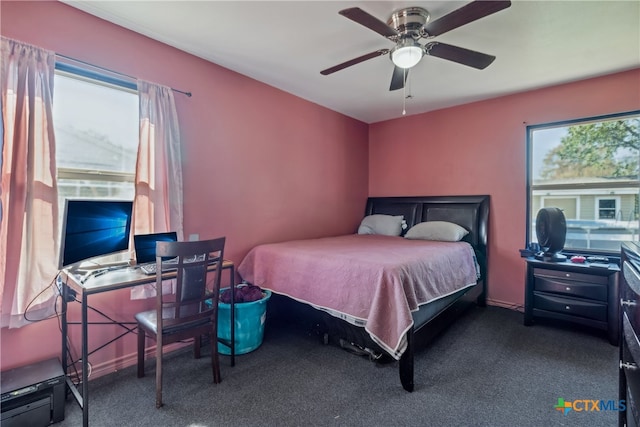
[[1, 358, 65, 427]]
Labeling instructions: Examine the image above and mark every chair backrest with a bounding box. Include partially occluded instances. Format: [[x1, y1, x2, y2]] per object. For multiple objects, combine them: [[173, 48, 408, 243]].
[[154, 237, 226, 333]]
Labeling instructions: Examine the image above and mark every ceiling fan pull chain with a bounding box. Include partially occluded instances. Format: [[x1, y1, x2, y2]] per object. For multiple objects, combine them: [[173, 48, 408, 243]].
[[402, 68, 407, 116]]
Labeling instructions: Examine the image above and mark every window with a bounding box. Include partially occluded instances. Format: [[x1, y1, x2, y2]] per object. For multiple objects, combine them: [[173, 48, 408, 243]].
[[53, 66, 139, 264], [597, 197, 619, 220], [527, 111, 640, 254], [53, 67, 139, 220]]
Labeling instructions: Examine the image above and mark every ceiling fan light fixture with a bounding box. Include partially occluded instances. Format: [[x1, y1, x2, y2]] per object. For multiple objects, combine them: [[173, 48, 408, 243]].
[[391, 41, 423, 69]]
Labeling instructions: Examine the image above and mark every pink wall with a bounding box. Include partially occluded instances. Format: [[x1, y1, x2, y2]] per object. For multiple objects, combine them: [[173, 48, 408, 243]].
[[0, 1, 368, 372], [2, 0, 638, 375], [369, 68, 640, 307]]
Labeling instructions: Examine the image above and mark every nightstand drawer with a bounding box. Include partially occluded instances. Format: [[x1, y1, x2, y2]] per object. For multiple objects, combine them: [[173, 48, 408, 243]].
[[534, 276, 607, 301], [524, 257, 619, 345], [534, 267, 608, 285], [533, 292, 607, 321]]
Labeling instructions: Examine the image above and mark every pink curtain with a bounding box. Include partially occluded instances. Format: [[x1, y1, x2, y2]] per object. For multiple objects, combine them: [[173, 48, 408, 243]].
[[132, 80, 183, 299], [0, 37, 59, 328]]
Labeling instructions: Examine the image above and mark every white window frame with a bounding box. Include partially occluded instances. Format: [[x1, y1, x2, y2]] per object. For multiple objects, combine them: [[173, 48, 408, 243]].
[[53, 66, 138, 205], [595, 196, 620, 220]]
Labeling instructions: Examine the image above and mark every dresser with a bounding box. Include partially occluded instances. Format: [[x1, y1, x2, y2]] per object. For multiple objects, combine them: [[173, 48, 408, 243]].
[[620, 242, 640, 426], [524, 257, 620, 345]]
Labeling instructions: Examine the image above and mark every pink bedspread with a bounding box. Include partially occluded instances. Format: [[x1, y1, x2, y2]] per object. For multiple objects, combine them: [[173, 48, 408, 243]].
[[238, 234, 479, 359]]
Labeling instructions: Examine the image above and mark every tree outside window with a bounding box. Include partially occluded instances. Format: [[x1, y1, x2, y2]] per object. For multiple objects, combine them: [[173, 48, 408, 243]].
[[528, 111, 640, 254]]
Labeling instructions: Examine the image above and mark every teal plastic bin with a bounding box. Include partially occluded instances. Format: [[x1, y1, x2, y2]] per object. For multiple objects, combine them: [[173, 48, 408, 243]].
[[217, 288, 271, 355]]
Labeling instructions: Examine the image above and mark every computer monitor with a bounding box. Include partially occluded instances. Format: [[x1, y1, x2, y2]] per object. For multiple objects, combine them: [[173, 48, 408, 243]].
[[58, 199, 133, 270], [133, 232, 178, 264]]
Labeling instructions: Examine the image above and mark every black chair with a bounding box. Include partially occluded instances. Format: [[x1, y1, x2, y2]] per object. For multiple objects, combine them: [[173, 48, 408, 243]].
[[135, 237, 225, 408]]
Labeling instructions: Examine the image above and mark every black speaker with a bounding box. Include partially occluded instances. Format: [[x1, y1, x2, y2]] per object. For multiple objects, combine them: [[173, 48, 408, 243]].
[[535, 207, 567, 262]]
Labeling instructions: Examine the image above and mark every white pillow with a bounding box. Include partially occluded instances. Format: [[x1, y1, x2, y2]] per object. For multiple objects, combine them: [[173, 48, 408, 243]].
[[358, 215, 406, 236], [404, 221, 469, 242]]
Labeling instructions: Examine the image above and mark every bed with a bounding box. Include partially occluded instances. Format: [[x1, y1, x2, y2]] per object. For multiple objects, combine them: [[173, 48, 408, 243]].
[[238, 195, 489, 391]]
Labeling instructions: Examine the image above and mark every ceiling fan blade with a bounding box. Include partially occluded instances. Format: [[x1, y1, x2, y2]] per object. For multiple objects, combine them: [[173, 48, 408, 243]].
[[424, 0, 511, 37], [427, 42, 496, 70], [389, 66, 409, 91], [320, 49, 389, 75], [339, 7, 399, 39]]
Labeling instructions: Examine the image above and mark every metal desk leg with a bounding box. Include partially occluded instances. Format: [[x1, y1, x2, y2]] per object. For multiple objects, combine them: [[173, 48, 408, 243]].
[[82, 293, 89, 427], [230, 265, 235, 367], [61, 282, 68, 379]]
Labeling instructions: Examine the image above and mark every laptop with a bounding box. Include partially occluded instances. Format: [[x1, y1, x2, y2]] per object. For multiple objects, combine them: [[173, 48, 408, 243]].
[[133, 232, 178, 274]]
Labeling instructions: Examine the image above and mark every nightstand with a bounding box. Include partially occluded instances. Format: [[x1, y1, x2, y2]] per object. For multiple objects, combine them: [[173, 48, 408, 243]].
[[524, 257, 620, 345]]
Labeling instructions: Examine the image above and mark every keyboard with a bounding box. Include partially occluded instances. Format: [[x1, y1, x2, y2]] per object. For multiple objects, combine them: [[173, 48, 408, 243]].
[[140, 263, 157, 275], [139, 256, 219, 275], [140, 259, 178, 275]]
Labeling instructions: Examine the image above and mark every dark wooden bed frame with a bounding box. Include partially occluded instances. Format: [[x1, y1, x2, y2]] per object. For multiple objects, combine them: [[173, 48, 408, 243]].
[[267, 195, 490, 392]]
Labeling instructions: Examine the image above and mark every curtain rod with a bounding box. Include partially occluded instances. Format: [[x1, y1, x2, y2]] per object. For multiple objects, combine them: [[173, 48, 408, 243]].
[[55, 53, 192, 97]]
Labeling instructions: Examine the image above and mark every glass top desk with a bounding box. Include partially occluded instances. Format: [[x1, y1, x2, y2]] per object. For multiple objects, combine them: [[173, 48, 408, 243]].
[[58, 260, 235, 427]]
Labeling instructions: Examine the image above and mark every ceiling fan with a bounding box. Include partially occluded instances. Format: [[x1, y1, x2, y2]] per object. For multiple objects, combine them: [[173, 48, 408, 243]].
[[320, 1, 512, 91]]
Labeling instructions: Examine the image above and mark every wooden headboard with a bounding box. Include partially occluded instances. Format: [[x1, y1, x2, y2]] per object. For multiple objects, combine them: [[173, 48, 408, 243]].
[[364, 195, 490, 280]]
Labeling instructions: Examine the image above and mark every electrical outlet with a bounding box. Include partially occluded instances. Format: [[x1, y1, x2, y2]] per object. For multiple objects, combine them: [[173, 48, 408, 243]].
[[189, 233, 199, 241]]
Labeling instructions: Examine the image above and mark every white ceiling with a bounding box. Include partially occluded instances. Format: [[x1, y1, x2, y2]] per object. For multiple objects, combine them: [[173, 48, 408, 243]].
[[62, 1, 640, 124]]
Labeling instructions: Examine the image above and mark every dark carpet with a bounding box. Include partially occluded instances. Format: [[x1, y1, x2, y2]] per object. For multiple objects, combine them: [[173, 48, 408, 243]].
[[56, 306, 619, 427]]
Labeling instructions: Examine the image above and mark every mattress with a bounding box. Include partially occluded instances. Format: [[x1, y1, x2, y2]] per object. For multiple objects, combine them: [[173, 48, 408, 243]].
[[238, 234, 480, 358]]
